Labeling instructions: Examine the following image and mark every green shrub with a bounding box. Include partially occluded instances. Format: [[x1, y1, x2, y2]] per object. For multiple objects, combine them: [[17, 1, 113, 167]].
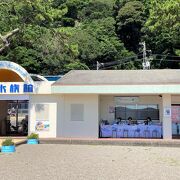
[[2, 138, 15, 146], [27, 133, 39, 139]]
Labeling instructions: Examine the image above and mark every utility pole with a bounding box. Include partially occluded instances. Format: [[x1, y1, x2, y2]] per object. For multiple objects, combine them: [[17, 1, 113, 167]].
[[97, 61, 104, 70], [140, 41, 151, 70], [97, 61, 99, 70]]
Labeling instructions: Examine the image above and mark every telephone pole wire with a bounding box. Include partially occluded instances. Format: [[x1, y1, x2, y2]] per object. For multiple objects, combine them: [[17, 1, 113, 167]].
[[140, 41, 151, 70]]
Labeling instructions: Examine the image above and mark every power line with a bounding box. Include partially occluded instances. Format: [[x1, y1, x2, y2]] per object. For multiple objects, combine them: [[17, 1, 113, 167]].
[[100, 61, 135, 70], [95, 55, 138, 70], [153, 54, 180, 58], [151, 59, 180, 62], [99, 58, 180, 70], [93, 50, 180, 70]]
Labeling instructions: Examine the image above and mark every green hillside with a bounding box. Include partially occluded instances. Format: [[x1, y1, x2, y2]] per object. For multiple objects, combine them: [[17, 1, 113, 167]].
[[0, 0, 179, 74]]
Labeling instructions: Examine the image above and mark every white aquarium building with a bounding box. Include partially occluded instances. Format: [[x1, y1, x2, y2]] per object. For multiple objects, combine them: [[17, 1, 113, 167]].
[[0, 61, 180, 140]]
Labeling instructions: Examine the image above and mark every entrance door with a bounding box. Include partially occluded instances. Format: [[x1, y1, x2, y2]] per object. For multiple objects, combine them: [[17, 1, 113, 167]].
[[0, 100, 29, 136], [171, 105, 180, 138], [8, 100, 29, 136]]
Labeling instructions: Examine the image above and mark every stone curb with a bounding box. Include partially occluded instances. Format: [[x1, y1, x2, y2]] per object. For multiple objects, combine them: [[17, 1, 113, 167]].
[[40, 139, 180, 148], [15, 139, 27, 147]]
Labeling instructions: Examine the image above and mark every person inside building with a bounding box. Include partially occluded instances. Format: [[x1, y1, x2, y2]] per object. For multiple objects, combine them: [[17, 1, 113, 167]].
[[6, 115, 11, 135], [20, 115, 28, 135], [144, 117, 152, 125], [147, 117, 152, 125], [116, 117, 122, 124], [127, 117, 133, 125]]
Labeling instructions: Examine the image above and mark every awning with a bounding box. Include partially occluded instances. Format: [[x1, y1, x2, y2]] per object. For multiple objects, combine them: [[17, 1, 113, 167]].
[[0, 95, 29, 100]]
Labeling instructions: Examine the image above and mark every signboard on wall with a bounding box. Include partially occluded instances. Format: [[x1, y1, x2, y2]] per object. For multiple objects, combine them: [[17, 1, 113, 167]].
[[35, 103, 50, 131], [115, 96, 139, 105], [35, 121, 50, 131], [172, 106, 180, 123], [0, 83, 33, 94], [164, 107, 171, 117]]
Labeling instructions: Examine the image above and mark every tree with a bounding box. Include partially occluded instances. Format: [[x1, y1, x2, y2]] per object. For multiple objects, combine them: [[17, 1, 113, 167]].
[[0, 28, 19, 53], [1, 0, 178, 73], [143, 0, 180, 55], [69, 17, 132, 67], [116, 1, 146, 52], [78, 0, 113, 22], [0, 0, 70, 74], [65, 60, 89, 71], [60, 0, 88, 26]]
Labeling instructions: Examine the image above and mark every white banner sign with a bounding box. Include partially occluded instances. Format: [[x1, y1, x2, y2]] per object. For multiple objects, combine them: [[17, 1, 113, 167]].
[[0, 83, 33, 94], [115, 96, 139, 105]]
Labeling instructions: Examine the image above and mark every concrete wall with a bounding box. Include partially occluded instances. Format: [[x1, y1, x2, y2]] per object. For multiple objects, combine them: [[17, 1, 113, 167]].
[[162, 94, 172, 139], [172, 96, 180, 104], [58, 94, 99, 138], [100, 95, 162, 123], [29, 95, 62, 138], [4, 93, 180, 139]]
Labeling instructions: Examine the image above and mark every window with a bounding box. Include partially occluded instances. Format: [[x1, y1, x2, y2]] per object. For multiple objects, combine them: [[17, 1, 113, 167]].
[[115, 105, 126, 120], [115, 104, 159, 121], [35, 104, 49, 121], [137, 105, 147, 120], [126, 105, 137, 120], [71, 104, 84, 121]]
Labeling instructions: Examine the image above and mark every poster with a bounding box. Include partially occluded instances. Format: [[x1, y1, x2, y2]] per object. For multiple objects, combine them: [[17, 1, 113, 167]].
[[172, 106, 180, 123], [164, 107, 171, 117], [35, 121, 50, 131]]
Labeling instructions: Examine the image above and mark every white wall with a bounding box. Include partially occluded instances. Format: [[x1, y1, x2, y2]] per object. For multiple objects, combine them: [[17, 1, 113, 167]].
[[100, 95, 162, 123], [28, 94, 180, 139], [58, 94, 99, 138], [34, 82, 53, 94], [172, 96, 180, 104], [29, 95, 62, 138], [162, 94, 172, 139]]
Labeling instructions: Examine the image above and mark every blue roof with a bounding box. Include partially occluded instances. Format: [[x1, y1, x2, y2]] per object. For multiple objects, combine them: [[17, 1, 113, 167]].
[[44, 75, 62, 81]]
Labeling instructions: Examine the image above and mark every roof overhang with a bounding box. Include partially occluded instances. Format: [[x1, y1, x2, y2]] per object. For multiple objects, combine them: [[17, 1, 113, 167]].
[[52, 84, 180, 94]]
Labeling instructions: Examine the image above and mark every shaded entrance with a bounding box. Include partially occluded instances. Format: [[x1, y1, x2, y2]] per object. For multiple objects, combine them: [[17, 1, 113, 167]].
[[99, 95, 162, 139], [0, 100, 29, 136], [0, 69, 24, 82], [0, 61, 34, 136]]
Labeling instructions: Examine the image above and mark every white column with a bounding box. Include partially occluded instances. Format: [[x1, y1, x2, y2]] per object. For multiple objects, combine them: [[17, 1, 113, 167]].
[[162, 94, 172, 139]]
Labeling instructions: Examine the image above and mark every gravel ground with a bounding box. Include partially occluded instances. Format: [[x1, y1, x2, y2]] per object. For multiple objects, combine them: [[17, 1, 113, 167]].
[[0, 144, 180, 180]]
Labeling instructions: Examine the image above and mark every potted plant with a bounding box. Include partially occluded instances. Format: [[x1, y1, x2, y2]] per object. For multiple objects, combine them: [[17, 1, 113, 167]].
[[1, 138, 15, 153], [27, 133, 39, 144]]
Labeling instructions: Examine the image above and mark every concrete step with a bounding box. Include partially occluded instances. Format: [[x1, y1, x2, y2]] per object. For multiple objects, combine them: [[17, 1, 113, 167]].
[[40, 138, 180, 147]]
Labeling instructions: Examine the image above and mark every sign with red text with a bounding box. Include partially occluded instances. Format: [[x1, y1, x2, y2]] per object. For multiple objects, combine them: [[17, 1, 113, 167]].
[[172, 106, 180, 123]]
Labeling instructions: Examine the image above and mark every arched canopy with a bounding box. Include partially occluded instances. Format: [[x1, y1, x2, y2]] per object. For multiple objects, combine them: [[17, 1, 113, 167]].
[[0, 61, 33, 83], [30, 74, 48, 82], [0, 69, 24, 82]]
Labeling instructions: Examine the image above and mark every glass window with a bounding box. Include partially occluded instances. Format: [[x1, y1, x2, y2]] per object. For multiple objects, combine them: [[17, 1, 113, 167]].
[[115, 104, 159, 121], [115, 105, 126, 120], [126, 105, 137, 120], [137, 105, 148, 120]]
